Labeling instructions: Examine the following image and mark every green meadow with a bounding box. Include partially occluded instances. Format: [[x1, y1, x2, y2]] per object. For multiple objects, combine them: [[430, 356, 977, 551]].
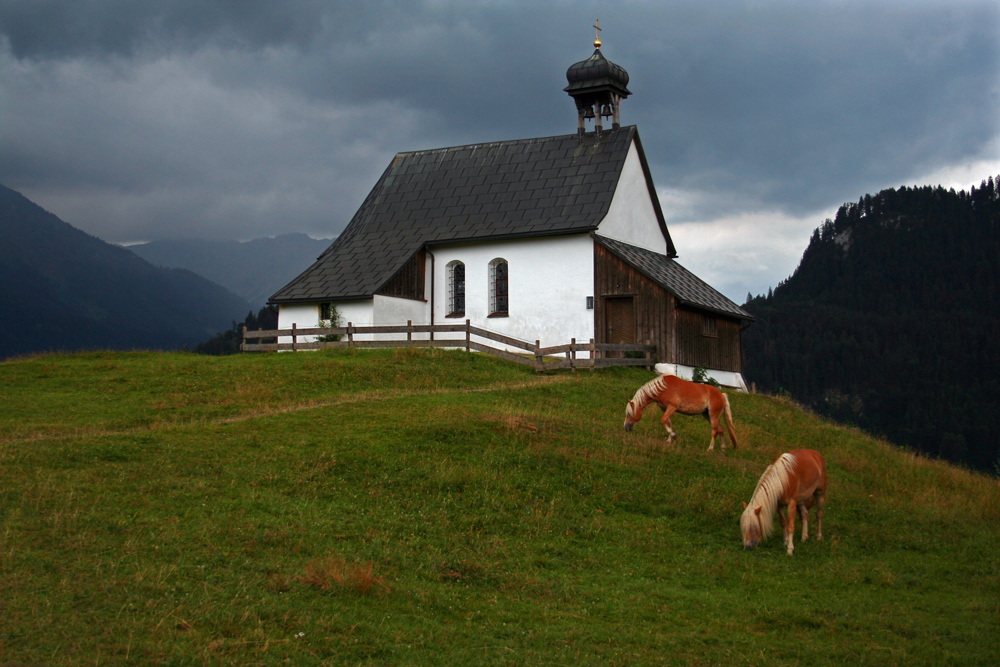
[[1, 348, 997, 665]]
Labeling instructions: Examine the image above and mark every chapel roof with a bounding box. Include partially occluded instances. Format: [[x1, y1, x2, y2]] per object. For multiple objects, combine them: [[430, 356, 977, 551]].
[[595, 235, 754, 321], [271, 125, 674, 304]]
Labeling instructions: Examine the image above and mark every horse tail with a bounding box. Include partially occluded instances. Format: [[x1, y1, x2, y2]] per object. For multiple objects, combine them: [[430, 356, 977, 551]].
[[723, 394, 738, 449]]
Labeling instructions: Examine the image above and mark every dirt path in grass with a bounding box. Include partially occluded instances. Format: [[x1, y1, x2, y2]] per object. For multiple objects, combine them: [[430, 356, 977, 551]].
[[217, 374, 579, 424], [2, 374, 583, 445]]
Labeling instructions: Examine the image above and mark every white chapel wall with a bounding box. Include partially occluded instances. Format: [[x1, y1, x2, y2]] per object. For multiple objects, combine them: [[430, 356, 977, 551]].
[[276, 302, 317, 346], [276, 299, 375, 345], [597, 140, 667, 254], [372, 295, 430, 340], [429, 233, 595, 348], [331, 300, 377, 340], [275, 235, 597, 350]]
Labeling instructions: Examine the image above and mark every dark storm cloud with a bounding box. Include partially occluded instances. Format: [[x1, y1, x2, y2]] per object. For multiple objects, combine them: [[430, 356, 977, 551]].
[[1, 0, 997, 297], [0, 0, 326, 58], [624, 1, 999, 218]]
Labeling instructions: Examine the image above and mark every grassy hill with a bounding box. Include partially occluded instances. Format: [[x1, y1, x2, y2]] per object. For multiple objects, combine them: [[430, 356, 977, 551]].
[[1, 349, 997, 665]]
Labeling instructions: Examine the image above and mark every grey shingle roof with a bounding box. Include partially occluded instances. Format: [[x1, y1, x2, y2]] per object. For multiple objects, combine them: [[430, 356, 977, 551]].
[[271, 126, 671, 303], [595, 235, 754, 321]]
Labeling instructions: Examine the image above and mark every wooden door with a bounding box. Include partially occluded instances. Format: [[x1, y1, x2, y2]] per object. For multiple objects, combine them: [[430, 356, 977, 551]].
[[605, 297, 635, 354]]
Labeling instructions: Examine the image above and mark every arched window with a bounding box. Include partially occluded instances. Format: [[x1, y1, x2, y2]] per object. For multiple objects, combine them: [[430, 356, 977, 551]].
[[447, 261, 465, 317], [489, 258, 508, 317]]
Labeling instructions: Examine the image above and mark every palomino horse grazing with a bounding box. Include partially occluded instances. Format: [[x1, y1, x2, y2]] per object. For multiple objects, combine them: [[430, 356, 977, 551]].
[[623, 374, 737, 451], [740, 449, 826, 556]]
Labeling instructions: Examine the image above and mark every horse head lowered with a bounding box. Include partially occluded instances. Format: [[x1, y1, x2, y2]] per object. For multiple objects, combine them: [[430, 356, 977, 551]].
[[740, 448, 827, 556]]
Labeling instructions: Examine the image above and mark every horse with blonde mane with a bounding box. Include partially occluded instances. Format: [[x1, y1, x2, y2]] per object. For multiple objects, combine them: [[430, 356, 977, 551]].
[[623, 374, 737, 451], [740, 448, 826, 556]]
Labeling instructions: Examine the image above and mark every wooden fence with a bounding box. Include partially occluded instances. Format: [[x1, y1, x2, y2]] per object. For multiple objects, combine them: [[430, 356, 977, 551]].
[[241, 320, 655, 372]]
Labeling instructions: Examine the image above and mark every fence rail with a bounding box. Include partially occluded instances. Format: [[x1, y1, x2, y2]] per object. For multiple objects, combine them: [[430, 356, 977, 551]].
[[241, 320, 655, 372]]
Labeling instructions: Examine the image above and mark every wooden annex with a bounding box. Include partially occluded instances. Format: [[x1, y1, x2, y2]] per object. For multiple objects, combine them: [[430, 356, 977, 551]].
[[594, 237, 746, 376]]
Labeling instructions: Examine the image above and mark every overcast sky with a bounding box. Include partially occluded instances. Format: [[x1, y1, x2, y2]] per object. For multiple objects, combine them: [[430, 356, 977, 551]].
[[1, 0, 997, 301]]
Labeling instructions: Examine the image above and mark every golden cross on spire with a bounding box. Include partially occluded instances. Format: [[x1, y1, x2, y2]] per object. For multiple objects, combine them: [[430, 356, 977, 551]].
[[594, 19, 602, 48]]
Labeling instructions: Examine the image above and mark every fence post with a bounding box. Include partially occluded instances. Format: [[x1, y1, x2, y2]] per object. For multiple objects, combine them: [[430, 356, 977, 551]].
[[291, 323, 297, 352], [347, 322, 354, 347], [589, 338, 596, 371], [569, 337, 576, 372], [407, 320, 413, 345], [534, 339, 542, 372]]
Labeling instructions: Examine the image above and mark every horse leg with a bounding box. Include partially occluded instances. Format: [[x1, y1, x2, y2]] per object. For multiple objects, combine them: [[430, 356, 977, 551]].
[[798, 501, 809, 541], [815, 492, 824, 541], [783, 502, 796, 556], [707, 408, 723, 451], [660, 405, 678, 443]]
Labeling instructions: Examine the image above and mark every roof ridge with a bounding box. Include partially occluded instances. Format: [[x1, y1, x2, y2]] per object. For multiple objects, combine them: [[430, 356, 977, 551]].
[[394, 125, 637, 159]]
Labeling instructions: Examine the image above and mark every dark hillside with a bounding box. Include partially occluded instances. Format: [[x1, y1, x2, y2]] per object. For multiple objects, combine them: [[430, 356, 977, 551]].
[[743, 177, 1000, 471], [0, 183, 252, 358]]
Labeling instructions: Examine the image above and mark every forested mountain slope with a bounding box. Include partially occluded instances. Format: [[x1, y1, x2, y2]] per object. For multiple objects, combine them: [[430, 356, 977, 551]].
[[743, 177, 1000, 471]]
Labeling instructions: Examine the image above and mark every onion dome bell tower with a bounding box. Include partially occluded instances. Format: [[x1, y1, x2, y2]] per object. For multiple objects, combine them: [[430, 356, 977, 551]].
[[564, 20, 631, 136]]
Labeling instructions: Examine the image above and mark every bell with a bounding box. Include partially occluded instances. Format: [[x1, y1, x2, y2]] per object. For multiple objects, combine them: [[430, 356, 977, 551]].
[[600, 103, 613, 119], [583, 105, 595, 119]]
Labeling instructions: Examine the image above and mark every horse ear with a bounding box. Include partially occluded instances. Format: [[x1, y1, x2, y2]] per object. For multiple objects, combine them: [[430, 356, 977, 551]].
[[754, 507, 762, 517], [742, 501, 747, 509]]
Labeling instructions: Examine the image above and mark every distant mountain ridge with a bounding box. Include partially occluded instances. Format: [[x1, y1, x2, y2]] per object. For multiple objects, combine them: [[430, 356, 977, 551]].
[[742, 177, 1000, 471], [129, 234, 331, 307], [0, 183, 253, 359]]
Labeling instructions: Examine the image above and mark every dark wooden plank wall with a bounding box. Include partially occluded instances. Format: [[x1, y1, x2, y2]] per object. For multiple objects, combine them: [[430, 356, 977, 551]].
[[594, 244, 674, 360], [376, 249, 426, 301], [595, 243, 743, 372], [673, 306, 744, 373]]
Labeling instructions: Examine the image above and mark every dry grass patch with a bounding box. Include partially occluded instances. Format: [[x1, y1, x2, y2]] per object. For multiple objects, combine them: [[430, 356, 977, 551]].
[[299, 555, 388, 596]]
